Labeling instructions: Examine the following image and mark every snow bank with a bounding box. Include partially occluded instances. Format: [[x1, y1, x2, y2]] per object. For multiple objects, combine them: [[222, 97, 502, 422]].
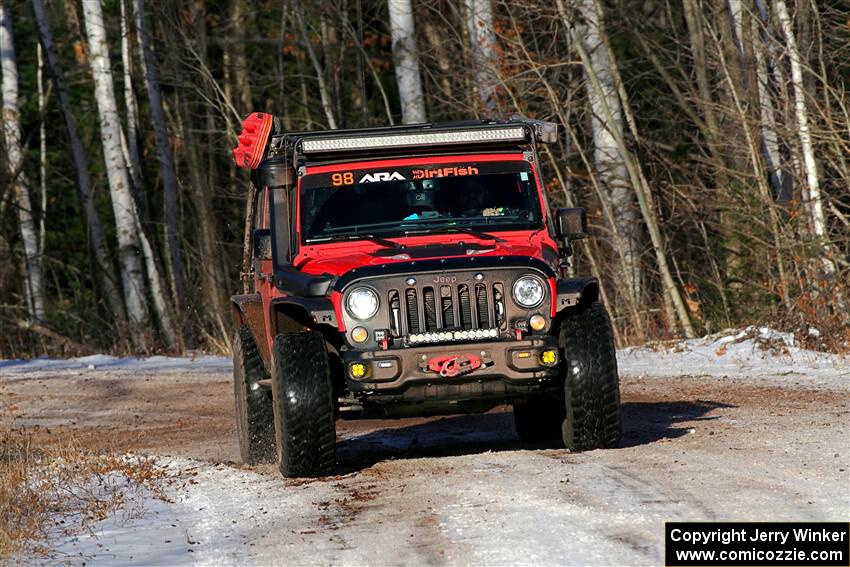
[[617, 326, 848, 388], [3, 326, 846, 387], [0, 353, 231, 377]]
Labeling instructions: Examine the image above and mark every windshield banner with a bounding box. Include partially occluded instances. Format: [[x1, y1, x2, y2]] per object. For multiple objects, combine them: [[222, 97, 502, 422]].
[[301, 161, 531, 189]]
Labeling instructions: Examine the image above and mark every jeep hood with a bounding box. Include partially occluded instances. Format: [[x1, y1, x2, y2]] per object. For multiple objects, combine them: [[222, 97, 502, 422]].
[[295, 232, 556, 278]]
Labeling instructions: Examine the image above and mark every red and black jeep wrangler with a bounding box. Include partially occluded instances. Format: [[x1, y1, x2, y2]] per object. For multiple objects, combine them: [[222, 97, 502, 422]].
[[231, 114, 621, 478]]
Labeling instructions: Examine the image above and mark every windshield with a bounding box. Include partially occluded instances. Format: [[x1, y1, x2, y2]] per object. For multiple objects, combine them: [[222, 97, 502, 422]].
[[299, 161, 543, 242]]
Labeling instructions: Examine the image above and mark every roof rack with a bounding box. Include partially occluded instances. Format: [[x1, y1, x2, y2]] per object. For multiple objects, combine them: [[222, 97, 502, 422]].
[[266, 116, 557, 162]]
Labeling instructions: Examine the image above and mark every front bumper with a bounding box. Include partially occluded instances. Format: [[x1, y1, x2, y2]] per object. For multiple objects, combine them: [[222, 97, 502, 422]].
[[341, 336, 561, 399]]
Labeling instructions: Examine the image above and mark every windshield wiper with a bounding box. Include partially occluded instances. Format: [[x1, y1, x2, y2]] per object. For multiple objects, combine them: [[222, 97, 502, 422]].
[[310, 232, 405, 249], [405, 225, 505, 243]]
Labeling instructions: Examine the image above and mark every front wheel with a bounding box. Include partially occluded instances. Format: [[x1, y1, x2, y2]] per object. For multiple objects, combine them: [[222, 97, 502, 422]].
[[270, 332, 336, 478], [559, 302, 622, 450]]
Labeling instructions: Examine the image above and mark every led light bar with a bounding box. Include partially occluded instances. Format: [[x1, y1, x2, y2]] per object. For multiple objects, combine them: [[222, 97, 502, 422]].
[[301, 126, 528, 154], [408, 328, 500, 344]]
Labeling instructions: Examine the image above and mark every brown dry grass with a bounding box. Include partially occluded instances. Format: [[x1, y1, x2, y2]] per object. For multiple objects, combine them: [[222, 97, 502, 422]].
[[0, 423, 168, 563]]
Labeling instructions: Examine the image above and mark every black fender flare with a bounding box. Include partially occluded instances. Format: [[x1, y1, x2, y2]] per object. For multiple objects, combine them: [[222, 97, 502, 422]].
[[555, 277, 599, 313], [269, 296, 339, 337]]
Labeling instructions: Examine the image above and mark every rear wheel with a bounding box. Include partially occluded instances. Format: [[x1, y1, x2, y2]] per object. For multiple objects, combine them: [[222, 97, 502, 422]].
[[270, 332, 336, 478], [560, 302, 622, 450], [233, 325, 275, 464]]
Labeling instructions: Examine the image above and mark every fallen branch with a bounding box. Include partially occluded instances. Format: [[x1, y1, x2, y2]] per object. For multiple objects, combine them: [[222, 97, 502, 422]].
[[16, 320, 92, 355]]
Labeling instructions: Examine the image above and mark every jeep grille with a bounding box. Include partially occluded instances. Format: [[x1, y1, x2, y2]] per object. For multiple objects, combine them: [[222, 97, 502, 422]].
[[388, 281, 506, 339]]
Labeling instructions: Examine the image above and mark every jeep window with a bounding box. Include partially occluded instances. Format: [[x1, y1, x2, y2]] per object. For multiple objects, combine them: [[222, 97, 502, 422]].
[[299, 161, 543, 242]]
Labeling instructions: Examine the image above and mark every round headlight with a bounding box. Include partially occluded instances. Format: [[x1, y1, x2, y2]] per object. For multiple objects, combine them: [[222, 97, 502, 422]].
[[513, 276, 545, 308], [346, 287, 379, 320]]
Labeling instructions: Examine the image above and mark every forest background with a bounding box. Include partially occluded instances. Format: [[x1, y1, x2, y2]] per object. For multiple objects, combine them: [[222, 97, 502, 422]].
[[1, 0, 848, 356]]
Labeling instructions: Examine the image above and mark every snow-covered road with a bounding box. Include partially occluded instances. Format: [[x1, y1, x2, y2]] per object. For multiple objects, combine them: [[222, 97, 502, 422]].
[[2, 328, 848, 565]]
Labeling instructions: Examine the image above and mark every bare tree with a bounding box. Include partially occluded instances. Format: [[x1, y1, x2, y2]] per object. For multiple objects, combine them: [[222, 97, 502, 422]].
[[228, 0, 253, 114], [175, 94, 229, 344], [750, 14, 787, 201], [388, 0, 426, 123], [136, 0, 192, 346], [36, 42, 46, 272], [774, 0, 834, 274], [81, 0, 151, 348], [464, 0, 498, 115], [557, 0, 643, 327], [31, 0, 128, 337], [562, 0, 696, 338], [293, 2, 338, 129], [6, 0, 849, 354], [1, 1, 46, 322]]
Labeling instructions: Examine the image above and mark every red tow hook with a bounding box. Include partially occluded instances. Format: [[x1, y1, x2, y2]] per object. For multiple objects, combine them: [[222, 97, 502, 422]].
[[427, 354, 483, 378]]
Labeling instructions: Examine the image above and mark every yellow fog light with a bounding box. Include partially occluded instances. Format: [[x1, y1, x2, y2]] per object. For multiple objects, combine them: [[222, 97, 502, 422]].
[[540, 349, 558, 366], [529, 314, 546, 331], [350, 363, 367, 378], [351, 326, 368, 343]]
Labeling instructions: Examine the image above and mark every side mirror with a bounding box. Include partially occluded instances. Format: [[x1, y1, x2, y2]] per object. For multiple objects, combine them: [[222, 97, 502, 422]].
[[252, 156, 293, 190], [555, 207, 587, 240], [253, 229, 272, 260]]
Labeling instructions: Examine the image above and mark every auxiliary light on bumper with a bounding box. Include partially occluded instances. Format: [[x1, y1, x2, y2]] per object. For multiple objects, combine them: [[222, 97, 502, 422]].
[[408, 328, 499, 344]]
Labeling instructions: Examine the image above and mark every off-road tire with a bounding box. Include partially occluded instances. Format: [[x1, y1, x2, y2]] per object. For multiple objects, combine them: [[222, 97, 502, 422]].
[[233, 325, 275, 465], [513, 393, 564, 442], [560, 302, 622, 450], [270, 332, 336, 478]]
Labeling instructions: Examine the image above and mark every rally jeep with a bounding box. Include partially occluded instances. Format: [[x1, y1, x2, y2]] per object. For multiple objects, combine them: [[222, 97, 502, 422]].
[[230, 113, 621, 478]]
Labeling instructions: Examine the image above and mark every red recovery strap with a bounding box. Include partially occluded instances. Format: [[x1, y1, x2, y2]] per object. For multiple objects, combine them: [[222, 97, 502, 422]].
[[233, 112, 274, 170]]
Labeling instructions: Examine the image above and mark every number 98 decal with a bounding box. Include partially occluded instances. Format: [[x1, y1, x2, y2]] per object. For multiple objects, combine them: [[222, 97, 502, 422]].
[[331, 172, 354, 186]]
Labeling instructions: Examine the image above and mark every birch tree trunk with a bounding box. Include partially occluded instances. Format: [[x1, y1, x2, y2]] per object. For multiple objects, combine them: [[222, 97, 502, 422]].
[[387, 0, 426, 124], [81, 0, 151, 348], [558, 0, 643, 326], [37, 42, 46, 263], [1, 2, 46, 322], [750, 16, 788, 202], [31, 0, 128, 337], [464, 0, 498, 115], [709, 16, 792, 307], [558, 0, 696, 338], [319, 11, 343, 125], [136, 0, 192, 347], [119, 0, 144, 194], [773, 0, 835, 274]]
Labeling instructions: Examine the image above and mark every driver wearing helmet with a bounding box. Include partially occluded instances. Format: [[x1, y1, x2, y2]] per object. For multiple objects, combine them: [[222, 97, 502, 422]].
[[403, 179, 439, 220]]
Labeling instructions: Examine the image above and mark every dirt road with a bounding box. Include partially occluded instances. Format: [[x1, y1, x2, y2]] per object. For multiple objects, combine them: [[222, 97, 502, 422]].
[[2, 356, 847, 565]]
